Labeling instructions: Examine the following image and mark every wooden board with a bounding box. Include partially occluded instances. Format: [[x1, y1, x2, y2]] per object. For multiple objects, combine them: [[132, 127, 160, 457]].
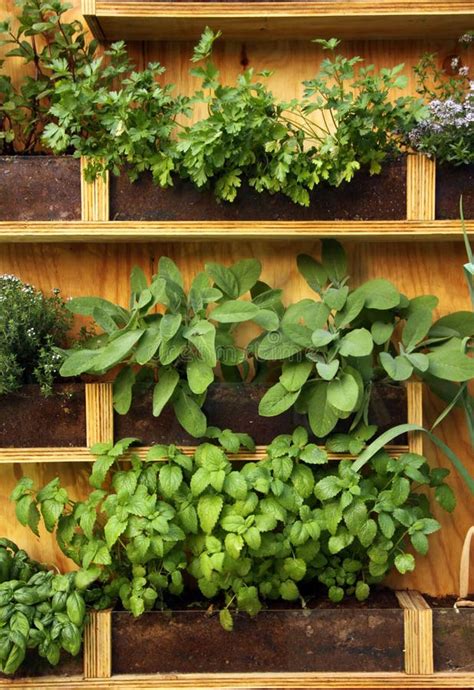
[[83, 1, 474, 42], [0, 220, 472, 242], [0, 671, 473, 688]]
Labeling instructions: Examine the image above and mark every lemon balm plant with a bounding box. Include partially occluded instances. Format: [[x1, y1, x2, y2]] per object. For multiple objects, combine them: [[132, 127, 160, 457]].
[[12, 428, 455, 639]]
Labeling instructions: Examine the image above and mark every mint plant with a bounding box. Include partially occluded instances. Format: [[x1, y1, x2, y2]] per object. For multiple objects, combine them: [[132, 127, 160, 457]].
[[59, 258, 268, 437], [13, 429, 455, 636], [0, 275, 72, 396], [256, 240, 474, 437]]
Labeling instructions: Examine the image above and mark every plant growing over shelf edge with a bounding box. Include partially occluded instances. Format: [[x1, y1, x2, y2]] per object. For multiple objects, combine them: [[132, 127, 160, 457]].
[[58, 257, 276, 437], [0, 539, 88, 674], [178, 31, 426, 205], [255, 239, 474, 443], [11, 427, 455, 643]]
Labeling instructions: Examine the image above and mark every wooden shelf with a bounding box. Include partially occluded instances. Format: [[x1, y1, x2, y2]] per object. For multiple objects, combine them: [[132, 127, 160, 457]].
[[82, 0, 474, 41], [0, 444, 410, 463], [1, 672, 474, 688], [1, 220, 473, 242]]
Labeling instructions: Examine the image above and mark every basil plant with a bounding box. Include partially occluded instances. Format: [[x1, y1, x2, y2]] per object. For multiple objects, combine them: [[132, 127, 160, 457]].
[[60, 257, 271, 437], [256, 240, 474, 437]]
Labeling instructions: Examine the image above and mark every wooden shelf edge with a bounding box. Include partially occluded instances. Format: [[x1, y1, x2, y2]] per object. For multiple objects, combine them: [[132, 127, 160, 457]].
[[84, 2, 474, 41], [0, 220, 472, 242], [0, 444, 409, 464], [1, 671, 474, 688]]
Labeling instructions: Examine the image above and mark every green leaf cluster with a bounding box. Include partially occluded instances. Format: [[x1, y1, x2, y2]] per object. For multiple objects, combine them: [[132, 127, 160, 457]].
[[257, 240, 474, 439], [0, 539, 87, 674], [12, 429, 455, 635], [59, 258, 271, 437], [2, 8, 428, 202], [0, 275, 72, 396]]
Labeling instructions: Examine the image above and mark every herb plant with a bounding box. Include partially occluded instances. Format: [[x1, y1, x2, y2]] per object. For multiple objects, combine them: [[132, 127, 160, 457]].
[[0, 275, 72, 396], [59, 258, 269, 437], [12, 429, 455, 635], [0, 0, 96, 154], [408, 33, 474, 165], [178, 33, 426, 205], [0, 538, 87, 674], [256, 240, 474, 437]]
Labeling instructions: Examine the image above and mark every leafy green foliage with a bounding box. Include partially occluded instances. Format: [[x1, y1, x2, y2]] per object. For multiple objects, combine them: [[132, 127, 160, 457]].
[[0, 275, 72, 395], [177, 33, 426, 205], [12, 429, 455, 633], [2, 8, 426, 201], [256, 240, 474, 438], [0, 0, 96, 153], [59, 259, 269, 437], [0, 540, 87, 674]]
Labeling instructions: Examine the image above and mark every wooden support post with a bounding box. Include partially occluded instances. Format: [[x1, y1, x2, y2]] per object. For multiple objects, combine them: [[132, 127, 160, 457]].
[[396, 590, 433, 675], [81, 157, 109, 221], [406, 154, 436, 221], [84, 609, 112, 679], [85, 383, 114, 446], [406, 381, 423, 455]]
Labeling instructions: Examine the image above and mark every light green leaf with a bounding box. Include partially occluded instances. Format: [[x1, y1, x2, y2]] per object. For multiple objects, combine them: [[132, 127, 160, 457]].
[[230, 259, 262, 296], [427, 349, 474, 382], [211, 300, 258, 323], [296, 254, 328, 292], [379, 352, 413, 381], [371, 321, 394, 345], [327, 373, 359, 412], [187, 359, 214, 395], [259, 383, 300, 416], [280, 360, 313, 392], [316, 360, 340, 380], [153, 368, 180, 417], [353, 279, 401, 310], [159, 464, 183, 497], [113, 366, 136, 415], [339, 328, 373, 357], [308, 382, 339, 437], [402, 309, 432, 352], [198, 495, 224, 534], [173, 389, 207, 438]]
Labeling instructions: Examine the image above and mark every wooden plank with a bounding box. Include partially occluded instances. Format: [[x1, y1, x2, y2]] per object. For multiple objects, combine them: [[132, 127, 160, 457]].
[[1, 671, 473, 688], [86, 2, 474, 41], [407, 155, 436, 221], [81, 158, 110, 222], [397, 590, 434, 675], [407, 381, 423, 455], [85, 383, 114, 446], [0, 445, 411, 464], [84, 610, 112, 679], [0, 220, 473, 242]]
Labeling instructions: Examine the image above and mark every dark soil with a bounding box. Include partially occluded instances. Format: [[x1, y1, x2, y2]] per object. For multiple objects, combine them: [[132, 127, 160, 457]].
[[0, 156, 81, 221], [115, 382, 407, 446], [435, 163, 474, 220], [110, 158, 407, 221], [0, 384, 86, 447]]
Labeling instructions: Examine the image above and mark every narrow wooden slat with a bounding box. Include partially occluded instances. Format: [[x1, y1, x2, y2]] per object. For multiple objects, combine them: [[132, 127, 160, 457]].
[[84, 610, 112, 679], [0, 444, 409, 464], [396, 590, 434, 675], [1, 671, 473, 688], [86, 1, 474, 42], [406, 381, 423, 455], [81, 158, 109, 222], [81, 0, 96, 14], [85, 383, 114, 446], [406, 155, 436, 221], [0, 220, 473, 242]]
